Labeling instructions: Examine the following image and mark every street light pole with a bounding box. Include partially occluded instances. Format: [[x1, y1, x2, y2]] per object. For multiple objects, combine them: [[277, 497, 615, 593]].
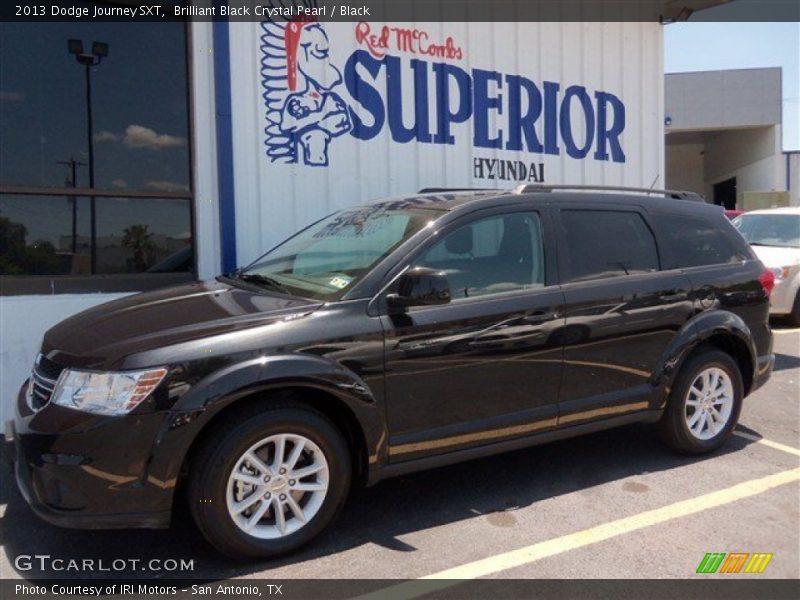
[[68, 39, 108, 275], [56, 157, 87, 254]]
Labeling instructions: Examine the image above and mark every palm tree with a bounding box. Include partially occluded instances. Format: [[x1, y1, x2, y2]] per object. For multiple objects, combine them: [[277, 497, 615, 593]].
[[122, 224, 155, 272]]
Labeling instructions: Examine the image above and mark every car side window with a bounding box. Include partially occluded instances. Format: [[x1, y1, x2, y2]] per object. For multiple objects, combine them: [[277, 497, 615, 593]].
[[415, 212, 545, 300], [657, 215, 749, 269], [559, 210, 659, 282]]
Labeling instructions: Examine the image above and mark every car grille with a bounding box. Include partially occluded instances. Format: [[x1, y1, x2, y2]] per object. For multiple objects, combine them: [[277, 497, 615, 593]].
[[27, 354, 64, 411]]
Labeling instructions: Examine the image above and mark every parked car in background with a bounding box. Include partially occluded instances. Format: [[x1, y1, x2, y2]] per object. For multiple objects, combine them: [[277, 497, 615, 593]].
[[724, 209, 744, 220], [12, 185, 774, 559], [733, 207, 800, 325]]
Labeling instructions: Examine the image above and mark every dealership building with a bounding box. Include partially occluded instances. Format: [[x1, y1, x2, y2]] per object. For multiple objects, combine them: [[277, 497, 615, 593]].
[[665, 66, 791, 209], [0, 4, 795, 421]]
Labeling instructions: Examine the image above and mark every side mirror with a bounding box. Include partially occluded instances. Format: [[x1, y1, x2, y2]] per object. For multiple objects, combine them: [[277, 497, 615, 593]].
[[386, 267, 451, 310]]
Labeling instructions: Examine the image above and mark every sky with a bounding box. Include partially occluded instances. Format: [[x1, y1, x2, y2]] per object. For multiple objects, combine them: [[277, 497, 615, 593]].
[[665, 20, 800, 151]]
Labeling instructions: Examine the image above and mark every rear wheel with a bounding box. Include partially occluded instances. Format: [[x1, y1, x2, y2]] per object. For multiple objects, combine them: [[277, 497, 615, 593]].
[[189, 405, 351, 559], [658, 348, 743, 454]]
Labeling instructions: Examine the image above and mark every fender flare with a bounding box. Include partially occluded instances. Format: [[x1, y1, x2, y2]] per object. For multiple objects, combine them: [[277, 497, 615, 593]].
[[652, 310, 756, 398], [146, 354, 385, 492]]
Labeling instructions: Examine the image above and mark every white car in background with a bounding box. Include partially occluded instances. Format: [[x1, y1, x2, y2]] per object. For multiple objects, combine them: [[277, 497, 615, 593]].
[[733, 207, 800, 325]]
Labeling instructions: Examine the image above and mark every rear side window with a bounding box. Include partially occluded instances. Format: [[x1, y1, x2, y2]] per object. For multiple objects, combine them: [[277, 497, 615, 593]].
[[559, 210, 659, 282], [657, 214, 748, 269]]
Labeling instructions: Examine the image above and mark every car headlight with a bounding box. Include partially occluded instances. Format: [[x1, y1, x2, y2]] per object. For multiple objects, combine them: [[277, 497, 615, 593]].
[[51, 368, 167, 416]]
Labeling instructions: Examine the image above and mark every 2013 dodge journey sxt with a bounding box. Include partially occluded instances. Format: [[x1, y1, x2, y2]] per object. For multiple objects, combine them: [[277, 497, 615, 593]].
[[11, 185, 774, 559]]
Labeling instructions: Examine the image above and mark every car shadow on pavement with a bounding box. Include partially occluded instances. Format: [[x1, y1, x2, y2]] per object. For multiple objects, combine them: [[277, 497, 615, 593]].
[[774, 353, 800, 372], [770, 320, 800, 331], [0, 423, 765, 581]]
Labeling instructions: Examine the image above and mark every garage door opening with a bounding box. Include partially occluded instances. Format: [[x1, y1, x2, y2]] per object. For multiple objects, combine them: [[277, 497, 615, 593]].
[[713, 177, 737, 209]]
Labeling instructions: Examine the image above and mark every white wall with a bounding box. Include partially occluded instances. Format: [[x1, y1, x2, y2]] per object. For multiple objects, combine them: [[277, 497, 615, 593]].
[[703, 126, 784, 200], [789, 153, 800, 206], [228, 20, 665, 266], [191, 22, 223, 281], [666, 143, 704, 195], [665, 68, 782, 132]]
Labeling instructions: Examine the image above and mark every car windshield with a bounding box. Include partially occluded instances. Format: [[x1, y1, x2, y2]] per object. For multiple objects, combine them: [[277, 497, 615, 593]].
[[733, 214, 800, 248], [234, 204, 443, 300]]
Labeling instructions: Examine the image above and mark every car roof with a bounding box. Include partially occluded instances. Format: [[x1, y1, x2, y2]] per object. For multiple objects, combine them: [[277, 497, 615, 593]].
[[361, 187, 716, 215], [741, 207, 800, 216]]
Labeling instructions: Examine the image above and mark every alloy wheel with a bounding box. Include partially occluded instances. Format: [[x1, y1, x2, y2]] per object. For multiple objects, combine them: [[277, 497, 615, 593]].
[[225, 433, 329, 539], [684, 367, 734, 441]]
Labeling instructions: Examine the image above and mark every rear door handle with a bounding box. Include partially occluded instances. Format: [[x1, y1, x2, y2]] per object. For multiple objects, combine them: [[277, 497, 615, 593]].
[[659, 292, 685, 301]]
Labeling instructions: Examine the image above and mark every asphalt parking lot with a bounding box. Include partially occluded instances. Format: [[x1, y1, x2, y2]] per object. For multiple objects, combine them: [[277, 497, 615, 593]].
[[1, 324, 798, 585]]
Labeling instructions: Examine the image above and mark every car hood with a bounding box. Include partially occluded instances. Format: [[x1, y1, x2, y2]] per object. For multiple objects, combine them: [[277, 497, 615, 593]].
[[42, 280, 323, 368], [750, 245, 800, 268]]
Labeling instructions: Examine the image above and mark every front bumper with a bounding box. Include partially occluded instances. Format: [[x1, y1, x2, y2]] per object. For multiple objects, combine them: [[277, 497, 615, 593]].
[[11, 382, 173, 529], [769, 276, 799, 316]]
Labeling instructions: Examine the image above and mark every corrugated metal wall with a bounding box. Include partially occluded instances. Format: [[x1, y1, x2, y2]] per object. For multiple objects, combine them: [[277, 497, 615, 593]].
[[228, 21, 664, 265]]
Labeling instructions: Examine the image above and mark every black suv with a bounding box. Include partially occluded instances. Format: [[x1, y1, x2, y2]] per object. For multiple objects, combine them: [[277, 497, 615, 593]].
[[12, 185, 774, 559]]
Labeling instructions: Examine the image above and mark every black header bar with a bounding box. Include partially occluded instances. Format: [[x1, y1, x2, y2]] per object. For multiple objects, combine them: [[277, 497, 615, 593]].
[[2, 0, 799, 23], [3, 579, 800, 599]]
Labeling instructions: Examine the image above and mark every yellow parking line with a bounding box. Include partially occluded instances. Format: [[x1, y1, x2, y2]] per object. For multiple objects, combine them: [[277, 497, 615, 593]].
[[734, 431, 800, 457], [773, 328, 800, 335], [357, 467, 800, 599]]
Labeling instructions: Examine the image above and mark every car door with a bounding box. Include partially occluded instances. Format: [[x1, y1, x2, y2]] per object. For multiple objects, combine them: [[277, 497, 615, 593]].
[[553, 205, 694, 426], [377, 207, 565, 462]]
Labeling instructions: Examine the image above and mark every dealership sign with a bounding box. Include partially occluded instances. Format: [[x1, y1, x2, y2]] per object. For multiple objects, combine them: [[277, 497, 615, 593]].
[[260, 20, 627, 182]]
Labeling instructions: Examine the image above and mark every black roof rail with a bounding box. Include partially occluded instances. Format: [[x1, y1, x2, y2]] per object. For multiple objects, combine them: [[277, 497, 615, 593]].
[[510, 184, 705, 202], [417, 187, 497, 193]]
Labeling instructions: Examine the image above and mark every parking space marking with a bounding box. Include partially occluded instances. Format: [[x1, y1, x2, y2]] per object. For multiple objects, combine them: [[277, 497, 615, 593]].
[[773, 328, 800, 335], [734, 431, 800, 457], [357, 467, 800, 599]]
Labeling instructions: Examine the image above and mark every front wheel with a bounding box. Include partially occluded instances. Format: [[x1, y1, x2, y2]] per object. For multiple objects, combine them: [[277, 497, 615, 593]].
[[189, 405, 351, 559], [658, 348, 744, 454]]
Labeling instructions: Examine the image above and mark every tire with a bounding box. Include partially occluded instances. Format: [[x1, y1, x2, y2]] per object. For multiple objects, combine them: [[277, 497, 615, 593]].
[[788, 290, 800, 327], [189, 403, 351, 559], [658, 348, 744, 454]]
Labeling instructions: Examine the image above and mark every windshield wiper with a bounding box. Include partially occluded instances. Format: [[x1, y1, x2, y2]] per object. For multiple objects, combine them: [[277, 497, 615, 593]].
[[234, 273, 292, 295]]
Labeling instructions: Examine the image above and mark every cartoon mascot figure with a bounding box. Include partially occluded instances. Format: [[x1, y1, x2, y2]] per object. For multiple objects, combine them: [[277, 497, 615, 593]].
[[261, 8, 352, 166]]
